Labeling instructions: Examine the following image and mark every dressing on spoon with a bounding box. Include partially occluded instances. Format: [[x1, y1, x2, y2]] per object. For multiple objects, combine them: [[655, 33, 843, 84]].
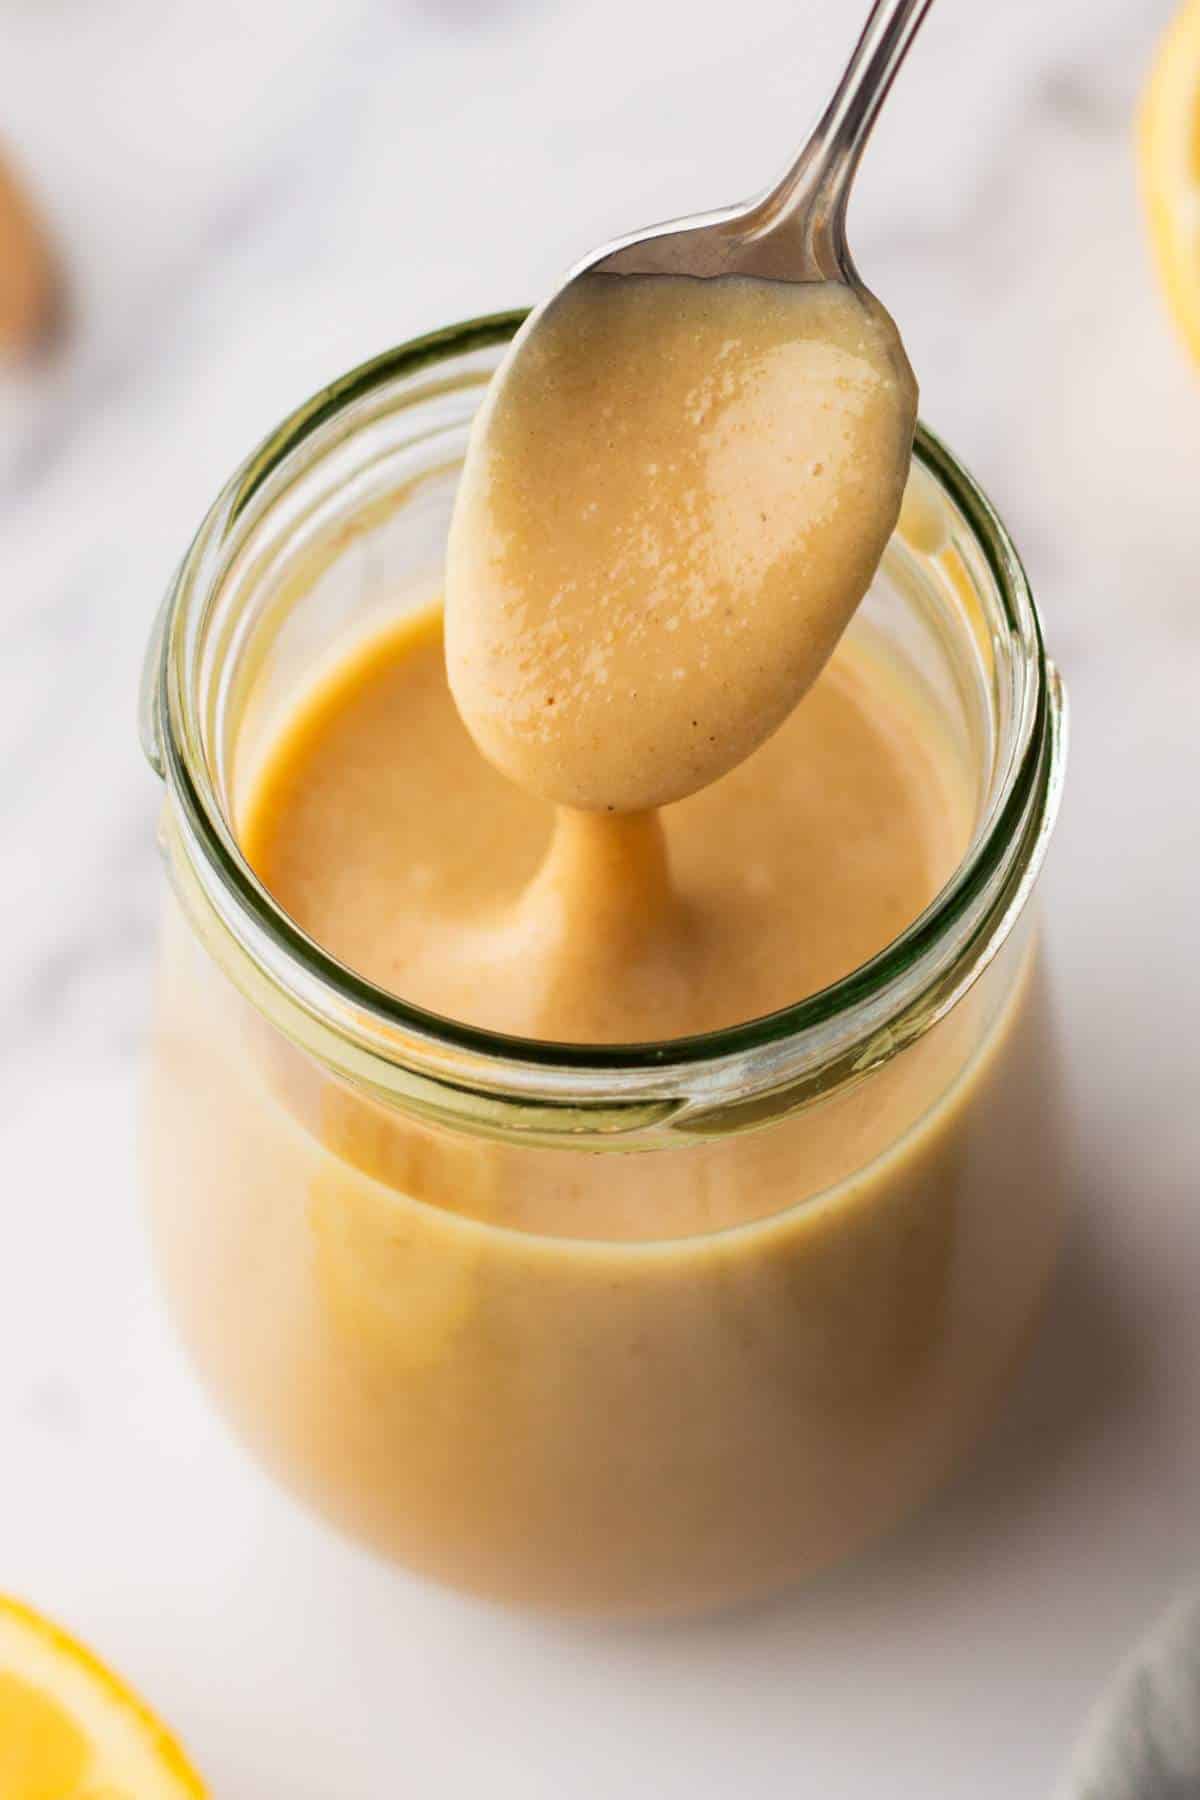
[[446, 272, 916, 814]]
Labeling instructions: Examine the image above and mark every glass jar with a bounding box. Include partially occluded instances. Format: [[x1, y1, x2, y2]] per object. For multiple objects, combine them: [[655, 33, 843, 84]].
[[139, 312, 1067, 1619]]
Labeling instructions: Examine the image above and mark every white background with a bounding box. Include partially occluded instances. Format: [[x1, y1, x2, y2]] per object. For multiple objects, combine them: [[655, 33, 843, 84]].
[[2, 0, 1198, 1793]]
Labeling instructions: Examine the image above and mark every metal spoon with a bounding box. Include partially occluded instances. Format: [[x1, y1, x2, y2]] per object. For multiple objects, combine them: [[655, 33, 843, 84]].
[[547, 0, 934, 297], [446, 0, 935, 815]]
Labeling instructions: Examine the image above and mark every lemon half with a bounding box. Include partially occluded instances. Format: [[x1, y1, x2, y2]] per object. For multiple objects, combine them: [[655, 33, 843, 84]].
[[1140, 0, 1200, 362], [0, 1596, 204, 1800]]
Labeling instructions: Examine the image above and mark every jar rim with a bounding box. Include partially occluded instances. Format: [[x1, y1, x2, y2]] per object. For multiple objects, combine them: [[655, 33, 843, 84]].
[[144, 310, 1067, 1137]]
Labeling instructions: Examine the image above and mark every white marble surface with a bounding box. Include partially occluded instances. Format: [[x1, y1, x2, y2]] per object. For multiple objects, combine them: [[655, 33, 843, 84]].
[[2, 0, 1199, 1793]]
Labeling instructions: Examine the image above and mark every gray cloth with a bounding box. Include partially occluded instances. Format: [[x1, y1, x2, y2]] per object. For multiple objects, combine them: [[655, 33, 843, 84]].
[[1059, 1591, 1200, 1799]]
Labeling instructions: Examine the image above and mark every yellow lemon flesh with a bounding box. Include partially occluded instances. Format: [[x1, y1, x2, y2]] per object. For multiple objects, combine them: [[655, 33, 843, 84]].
[[0, 1596, 204, 1799], [1139, 0, 1200, 362]]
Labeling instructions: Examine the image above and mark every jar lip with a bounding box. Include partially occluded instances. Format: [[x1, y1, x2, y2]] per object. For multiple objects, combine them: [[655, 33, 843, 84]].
[[151, 310, 1066, 1113]]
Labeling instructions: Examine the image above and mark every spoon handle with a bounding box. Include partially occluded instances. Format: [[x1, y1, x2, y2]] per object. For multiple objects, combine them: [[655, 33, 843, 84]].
[[755, 0, 936, 272]]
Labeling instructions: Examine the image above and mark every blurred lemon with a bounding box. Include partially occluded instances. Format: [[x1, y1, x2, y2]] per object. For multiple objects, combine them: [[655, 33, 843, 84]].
[[0, 1595, 204, 1799], [1140, 0, 1200, 362]]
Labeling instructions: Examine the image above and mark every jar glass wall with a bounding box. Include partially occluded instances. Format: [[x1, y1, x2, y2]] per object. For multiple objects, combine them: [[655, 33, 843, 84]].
[[141, 315, 1067, 1618]]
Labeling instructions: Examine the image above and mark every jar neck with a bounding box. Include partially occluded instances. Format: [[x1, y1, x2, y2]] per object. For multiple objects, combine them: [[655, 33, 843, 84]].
[[143, 315, 1066, 1150]]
